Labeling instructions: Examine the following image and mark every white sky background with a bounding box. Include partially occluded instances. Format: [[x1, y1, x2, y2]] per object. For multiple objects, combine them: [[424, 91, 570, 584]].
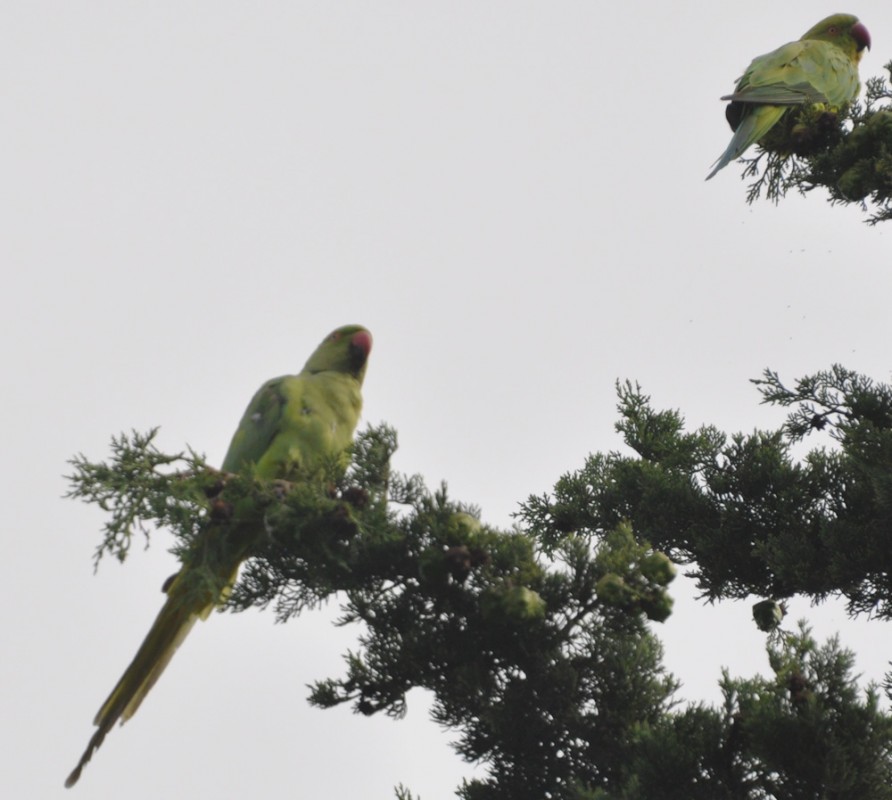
[[5, 2, 892, 797]]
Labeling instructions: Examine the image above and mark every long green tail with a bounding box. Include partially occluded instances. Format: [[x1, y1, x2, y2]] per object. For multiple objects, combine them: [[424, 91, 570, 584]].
[[64, 563, 231, 787], [706, 104, 786, 180]]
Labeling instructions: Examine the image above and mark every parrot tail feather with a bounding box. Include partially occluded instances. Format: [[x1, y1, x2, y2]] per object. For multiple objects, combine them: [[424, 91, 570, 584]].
[[65, 575, 214, 788], [706, 105, 787, 180], [64, 725, 109, 788]]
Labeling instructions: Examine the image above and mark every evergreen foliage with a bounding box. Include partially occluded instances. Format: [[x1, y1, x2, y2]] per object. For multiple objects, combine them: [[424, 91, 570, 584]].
[[67, 367, 892, 798]]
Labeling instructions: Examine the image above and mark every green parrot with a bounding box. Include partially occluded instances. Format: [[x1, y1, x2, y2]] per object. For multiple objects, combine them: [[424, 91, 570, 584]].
[[65, 324, 372, 788], [706, 13, 870, 180]]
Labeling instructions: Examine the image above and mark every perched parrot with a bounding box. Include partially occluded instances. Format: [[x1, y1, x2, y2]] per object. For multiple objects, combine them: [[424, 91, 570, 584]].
[[65, 324, 372, 788], [706, 13, 870, 180]]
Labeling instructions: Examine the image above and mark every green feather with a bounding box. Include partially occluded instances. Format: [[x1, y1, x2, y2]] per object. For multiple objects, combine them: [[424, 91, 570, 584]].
[[65, 324, 372, 787], [707, 14, 869, 180]]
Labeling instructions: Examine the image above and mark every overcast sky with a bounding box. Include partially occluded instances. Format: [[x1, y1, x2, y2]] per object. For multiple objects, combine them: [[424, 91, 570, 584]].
[[5, 3, 892, 797]]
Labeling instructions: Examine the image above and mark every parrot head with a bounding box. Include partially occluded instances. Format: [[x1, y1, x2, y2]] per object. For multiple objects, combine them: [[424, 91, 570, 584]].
[[303, 324, 372, 382], [802, 14, 870, 61]]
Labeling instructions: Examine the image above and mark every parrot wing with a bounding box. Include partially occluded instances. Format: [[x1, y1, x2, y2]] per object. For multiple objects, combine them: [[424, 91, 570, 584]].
[[707, 41, 846, 180], [722, 80, 829, 107], [729, 39, 862, 108], [220, 377, 290, 473]]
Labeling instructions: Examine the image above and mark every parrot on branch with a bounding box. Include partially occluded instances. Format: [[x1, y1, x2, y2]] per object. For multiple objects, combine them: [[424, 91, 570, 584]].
[[706, 13, 870, 179], [65, 324, 372, 787]]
